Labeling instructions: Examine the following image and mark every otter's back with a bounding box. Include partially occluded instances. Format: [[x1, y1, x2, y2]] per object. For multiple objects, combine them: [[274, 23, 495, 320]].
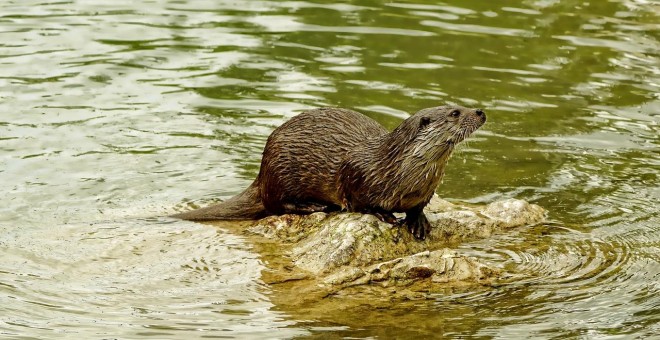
[[258, 108, 386, 212]]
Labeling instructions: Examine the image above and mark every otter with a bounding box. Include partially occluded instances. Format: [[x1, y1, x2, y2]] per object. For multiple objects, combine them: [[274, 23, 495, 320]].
[[173, 105, 486, 240]]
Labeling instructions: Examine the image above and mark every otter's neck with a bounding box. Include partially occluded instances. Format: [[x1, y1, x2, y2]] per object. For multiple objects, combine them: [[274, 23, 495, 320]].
[[372, 129, 455, 189]]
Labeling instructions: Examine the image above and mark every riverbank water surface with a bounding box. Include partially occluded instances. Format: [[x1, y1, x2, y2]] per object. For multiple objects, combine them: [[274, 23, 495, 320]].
[[1, 0, 658, 338]]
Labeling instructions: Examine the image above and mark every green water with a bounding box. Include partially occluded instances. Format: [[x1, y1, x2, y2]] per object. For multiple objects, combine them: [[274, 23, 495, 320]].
[[1, 0, 658, 338]]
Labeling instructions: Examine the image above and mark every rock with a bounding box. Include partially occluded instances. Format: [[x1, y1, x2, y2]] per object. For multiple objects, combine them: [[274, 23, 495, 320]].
[[481, 198, 546, 227], [246, 196, 545, 292]]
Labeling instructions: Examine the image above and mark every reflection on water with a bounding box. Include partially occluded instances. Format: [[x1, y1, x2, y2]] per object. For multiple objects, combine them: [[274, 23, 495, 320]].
[[0, 0, 658, 338]]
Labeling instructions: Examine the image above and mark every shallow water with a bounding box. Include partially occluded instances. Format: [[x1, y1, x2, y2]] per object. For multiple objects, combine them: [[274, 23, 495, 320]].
[[1, 0, 658, 338]]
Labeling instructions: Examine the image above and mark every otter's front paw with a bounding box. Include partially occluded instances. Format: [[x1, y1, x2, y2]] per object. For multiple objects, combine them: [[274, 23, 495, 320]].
[[406, 213, 432, 240]]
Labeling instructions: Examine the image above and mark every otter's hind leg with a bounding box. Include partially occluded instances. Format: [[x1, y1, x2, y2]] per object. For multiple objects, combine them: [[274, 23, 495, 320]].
[[404, 205, 432, 240], [367, 210, 398, 225]]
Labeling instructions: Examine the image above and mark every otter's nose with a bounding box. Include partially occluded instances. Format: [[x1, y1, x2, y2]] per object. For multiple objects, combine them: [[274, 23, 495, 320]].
[[474, 109, 486, 121]]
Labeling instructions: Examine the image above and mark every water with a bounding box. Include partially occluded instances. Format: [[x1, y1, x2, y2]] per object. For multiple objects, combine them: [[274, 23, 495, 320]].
[[0, 0, 658, 338]]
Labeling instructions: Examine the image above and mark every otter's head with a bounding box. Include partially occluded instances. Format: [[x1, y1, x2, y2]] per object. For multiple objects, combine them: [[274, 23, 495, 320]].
[[388, 105, 485, 160], [415, 105, 486, 146]]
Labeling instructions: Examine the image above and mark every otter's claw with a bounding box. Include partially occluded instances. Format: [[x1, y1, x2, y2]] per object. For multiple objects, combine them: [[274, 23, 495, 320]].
[[405, 212, 432, 240], [372, 211, 398, 224]]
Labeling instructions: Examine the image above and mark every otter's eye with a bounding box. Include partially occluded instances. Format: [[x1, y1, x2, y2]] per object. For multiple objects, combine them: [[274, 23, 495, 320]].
[[420, 116, 431, 128], [450, 110, 461, 118]]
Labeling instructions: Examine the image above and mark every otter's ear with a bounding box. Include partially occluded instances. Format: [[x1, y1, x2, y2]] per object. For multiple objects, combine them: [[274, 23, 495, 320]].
[[419, 116, 431, 129]]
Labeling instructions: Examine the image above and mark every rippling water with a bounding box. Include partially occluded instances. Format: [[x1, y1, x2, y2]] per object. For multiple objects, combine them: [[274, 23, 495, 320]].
[[1, 0, 658, 338]]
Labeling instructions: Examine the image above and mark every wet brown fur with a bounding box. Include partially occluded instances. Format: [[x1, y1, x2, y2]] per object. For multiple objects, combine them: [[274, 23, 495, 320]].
[[173, 105, 486, 239]]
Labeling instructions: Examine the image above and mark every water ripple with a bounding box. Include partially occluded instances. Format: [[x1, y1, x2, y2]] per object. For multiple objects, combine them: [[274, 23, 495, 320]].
[[0, 0, 658, 338], [421, 20, 533, 37]]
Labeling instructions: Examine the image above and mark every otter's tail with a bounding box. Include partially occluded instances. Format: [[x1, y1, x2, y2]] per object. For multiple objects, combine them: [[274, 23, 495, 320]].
[[172, 183, 269, 221]]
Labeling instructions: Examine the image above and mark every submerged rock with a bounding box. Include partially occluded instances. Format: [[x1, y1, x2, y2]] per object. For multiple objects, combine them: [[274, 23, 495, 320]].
[[246, 197, 545, 291]]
